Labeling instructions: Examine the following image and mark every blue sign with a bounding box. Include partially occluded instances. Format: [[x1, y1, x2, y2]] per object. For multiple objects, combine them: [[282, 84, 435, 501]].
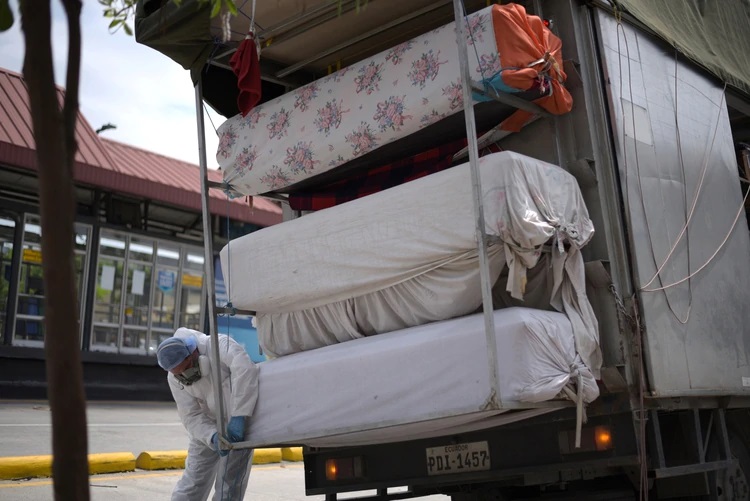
[[157, 270, 175, 293]]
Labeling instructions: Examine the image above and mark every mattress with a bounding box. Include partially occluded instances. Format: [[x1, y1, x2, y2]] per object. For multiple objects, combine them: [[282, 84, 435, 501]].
[[220, 151, 603, 377], [246, 307, 599, 448], [217, 4, 572, 196]]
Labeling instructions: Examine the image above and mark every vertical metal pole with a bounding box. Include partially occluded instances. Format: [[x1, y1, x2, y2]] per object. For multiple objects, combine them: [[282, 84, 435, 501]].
[[194, 79, 227, 439], [452, 0, 501, 408]]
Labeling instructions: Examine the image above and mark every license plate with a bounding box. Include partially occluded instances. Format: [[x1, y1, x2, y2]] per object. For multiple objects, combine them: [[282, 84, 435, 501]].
[[425, 441, 490, 476]]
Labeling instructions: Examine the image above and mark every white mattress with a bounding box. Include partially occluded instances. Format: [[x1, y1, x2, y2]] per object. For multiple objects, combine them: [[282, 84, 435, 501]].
[[220, 151, 603, 377], [217, 5, 517, 195], [247, 307, 599, 448]]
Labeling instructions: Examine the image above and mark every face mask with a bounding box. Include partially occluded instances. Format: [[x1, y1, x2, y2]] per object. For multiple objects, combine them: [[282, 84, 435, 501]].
[[175, 356, 202, 386]]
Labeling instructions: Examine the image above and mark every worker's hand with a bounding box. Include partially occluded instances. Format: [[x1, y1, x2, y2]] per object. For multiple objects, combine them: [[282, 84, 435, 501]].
[[211, 432, 229, 457], [227, 416, 246, 443]]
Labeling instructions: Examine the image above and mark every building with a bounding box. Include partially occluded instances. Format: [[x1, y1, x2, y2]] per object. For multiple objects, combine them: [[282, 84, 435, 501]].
[[0, 68, 281, 399]]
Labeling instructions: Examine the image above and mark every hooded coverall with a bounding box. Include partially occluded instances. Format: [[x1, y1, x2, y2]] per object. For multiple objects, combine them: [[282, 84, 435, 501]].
[[167, 327, 259, 501]]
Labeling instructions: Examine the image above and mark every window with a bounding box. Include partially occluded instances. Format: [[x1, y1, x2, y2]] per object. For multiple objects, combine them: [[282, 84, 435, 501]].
[[0, 215, 16, 338], [180, 251, 205, 330], [91, 231, 205, 355], [92, 231, 126, 352], [12, 215, 90, 347]]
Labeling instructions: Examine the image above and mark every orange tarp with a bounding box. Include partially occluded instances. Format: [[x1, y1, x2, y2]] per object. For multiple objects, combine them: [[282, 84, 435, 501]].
[[491, 4, 573, 132]]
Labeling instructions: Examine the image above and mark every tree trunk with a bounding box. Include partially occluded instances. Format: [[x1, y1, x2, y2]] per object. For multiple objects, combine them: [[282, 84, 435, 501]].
[[19, 1, 89, 500]]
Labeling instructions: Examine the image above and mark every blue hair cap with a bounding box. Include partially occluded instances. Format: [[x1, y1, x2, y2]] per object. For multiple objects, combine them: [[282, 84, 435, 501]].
[[156, 337, 191, 371]]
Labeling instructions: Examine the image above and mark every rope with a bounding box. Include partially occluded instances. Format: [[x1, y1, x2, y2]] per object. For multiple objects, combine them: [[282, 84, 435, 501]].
[[616, 19, 688, 324], [560, 364, 586, 449], [203, 102, 220, 137], [642, 186, 750, 291], [613, 26, 741, 295], [612, 10, 648, 500]]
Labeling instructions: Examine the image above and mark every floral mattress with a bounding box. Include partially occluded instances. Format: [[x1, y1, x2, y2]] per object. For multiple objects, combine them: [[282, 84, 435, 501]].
[[217, 4, 572, 195]]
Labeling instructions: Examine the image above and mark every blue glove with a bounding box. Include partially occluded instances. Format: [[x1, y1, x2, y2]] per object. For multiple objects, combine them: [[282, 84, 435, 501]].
[[211, 432, 229, 457], [227, 416, 246, 443]]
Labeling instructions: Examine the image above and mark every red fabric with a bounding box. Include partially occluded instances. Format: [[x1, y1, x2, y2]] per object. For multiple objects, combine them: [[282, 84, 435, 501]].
[[288, 139, 469, 211], [288, 139, 503, 212], [490, 4, 573, 132], [229, 37, 262, 117]]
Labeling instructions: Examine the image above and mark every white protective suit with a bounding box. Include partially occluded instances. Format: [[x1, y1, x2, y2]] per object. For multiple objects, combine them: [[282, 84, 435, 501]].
[[167, 328, 260, 501]]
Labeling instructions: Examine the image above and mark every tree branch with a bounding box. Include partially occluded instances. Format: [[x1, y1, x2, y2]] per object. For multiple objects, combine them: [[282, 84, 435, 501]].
[[19, 0, 89, 499], [62, 0, 82, 173]]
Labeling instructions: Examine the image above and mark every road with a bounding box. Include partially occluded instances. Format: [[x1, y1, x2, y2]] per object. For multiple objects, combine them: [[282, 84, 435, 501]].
[[0, 462, 332, 500], [0, 400, 448, 501], [0, 400, 187, 457]]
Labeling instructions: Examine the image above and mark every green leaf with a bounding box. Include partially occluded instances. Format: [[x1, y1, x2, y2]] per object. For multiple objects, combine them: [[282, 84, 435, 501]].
[[123, 23, 132, 36], [210, 0, 221, 18], [0, 0, 14, 32], [225, 0, 237, 16], [108, 18, 121, 29]]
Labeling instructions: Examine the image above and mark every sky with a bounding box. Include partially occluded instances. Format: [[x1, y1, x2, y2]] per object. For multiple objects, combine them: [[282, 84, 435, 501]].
[[0, 0, 220, 166]]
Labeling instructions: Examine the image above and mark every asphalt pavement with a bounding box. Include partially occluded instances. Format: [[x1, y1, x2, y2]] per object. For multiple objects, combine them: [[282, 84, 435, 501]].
[[0, 462, 323, 500], [0, 400, 187, 457], [0, 400, 449, 501]]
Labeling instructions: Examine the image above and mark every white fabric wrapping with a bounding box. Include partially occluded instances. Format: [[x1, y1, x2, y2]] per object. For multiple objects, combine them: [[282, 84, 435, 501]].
[[220, 151, 602, 376], [246, 307, 599, 448], [256, 246, 506, 357], [217, 6, 511, 195]]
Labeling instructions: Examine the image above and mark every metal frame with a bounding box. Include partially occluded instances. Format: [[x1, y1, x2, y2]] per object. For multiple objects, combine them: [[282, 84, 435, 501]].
[[195, 78, 227, 444], [649, 409, 733, 479]]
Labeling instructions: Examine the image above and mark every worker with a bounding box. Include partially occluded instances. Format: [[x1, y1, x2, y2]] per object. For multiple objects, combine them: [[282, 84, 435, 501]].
[[156, 327, 259, 501]]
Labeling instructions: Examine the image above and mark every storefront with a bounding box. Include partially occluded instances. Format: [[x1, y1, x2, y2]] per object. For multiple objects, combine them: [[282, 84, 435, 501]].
[[0, 67, 281, 399]]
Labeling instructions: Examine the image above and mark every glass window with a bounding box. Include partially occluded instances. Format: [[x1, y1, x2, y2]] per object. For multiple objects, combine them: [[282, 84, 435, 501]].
[[91, 236, 209, 355], [184, 251, 205, 272], [124, 262, 152, 327], [122, 328, 147, 351], [149, 330, 173, 355], [92, 325, 118, 351], [73, 225, 90, 323], [0, 216, 15, 337], [100, 231, 126, 258], [157, 243, 180, 267], [15, 317, 44, 342], [129, 238, 153, 262], [179, 283, 203, 330], [152, 267, 177, 329], [93, 257, 124, 324], [74, 229, 88, 253], [14, 215, 44, 345]]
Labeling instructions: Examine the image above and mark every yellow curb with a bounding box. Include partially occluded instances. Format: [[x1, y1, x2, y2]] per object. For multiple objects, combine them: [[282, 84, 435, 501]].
[[281, 447, 303, 462], [0, 453, 135, 480], [0, 455, 51, 480], [88, 453, 137, 475], [136, 448, 285, 469], [252, 448, 282, 464], [136, 450, 187, 470]]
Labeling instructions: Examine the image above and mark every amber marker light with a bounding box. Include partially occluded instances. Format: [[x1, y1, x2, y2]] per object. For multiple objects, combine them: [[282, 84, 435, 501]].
[[325, 459, 338, 481], [594, 426, 613, 451]]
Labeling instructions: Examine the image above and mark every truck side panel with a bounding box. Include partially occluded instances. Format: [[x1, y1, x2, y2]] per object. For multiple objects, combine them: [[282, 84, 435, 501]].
[[595, 11, 750, 396]]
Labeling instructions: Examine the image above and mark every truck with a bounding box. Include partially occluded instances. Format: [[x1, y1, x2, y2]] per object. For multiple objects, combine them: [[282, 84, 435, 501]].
[[135, 0, 750, 499]]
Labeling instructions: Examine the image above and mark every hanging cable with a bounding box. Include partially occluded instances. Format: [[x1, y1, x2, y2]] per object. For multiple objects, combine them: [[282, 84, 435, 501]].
[[642, 187, 750, 292], [203, 102, 221, 137], [615, 17, 691, 324], [612, 8, 648, 500], [638, 83, 727, 292]]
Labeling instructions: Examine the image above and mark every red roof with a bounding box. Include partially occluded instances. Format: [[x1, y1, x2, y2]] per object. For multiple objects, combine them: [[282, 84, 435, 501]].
[[0, 67, 281, 226]]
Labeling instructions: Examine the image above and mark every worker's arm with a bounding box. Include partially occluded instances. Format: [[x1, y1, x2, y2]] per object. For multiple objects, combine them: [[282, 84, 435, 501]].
[[168, 375, 218, 447], [220, 335, 260, 419]]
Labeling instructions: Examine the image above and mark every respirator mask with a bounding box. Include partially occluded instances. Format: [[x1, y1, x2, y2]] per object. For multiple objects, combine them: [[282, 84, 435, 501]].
[[175, 356, 202, 386]]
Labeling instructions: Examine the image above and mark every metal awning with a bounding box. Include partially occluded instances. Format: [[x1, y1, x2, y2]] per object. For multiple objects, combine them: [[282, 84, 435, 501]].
[[136, 0, 488, 117]]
